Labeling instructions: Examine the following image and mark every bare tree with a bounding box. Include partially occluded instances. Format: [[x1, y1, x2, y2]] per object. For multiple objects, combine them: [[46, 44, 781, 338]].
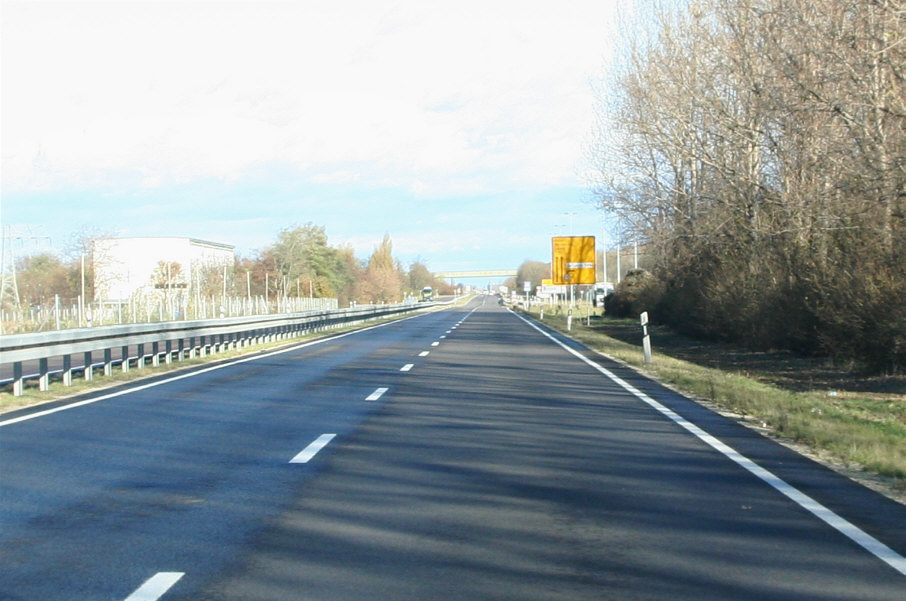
[[590, 0, 906, 370]]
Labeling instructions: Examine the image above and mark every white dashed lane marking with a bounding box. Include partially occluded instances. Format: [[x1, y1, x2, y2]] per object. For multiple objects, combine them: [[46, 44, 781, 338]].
[[366, 387, 389, 401], [289, 434, 336, 464], [123, 572, 184, 601]]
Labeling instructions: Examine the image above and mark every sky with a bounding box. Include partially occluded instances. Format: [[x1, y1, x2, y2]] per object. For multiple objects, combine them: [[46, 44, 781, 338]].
[[2, 0, 627, 274]]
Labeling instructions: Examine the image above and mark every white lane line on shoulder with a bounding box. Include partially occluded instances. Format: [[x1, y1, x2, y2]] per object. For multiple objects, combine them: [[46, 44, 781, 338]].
[[400, 364, 414, 372], [510, 309, 906, 578], [290, 433, 336, 464], [366, 387, 389, 401], [418, 351, 430, 357], [124, 572, 184, 601], [431, 341, 440, 347]]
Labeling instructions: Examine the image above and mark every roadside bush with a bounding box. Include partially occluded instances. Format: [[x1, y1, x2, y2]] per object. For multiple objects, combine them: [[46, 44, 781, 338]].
[[604, 269, 665, 319], [804, 246, 906, 374]]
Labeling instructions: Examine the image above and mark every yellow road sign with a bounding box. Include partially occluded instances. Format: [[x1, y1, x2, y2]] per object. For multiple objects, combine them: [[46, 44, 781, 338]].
[[551, 236, 596, 285]]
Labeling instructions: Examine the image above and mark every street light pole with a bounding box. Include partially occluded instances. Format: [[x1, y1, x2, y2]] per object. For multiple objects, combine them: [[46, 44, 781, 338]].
[[601, 217, 607, 286], [563, 212, 576, 236], [80, 253, 85, 328], [562, 212, 576, 311]]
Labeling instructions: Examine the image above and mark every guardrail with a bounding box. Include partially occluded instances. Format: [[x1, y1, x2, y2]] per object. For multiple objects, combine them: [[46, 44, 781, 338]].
[[0, 302, 430, 396]]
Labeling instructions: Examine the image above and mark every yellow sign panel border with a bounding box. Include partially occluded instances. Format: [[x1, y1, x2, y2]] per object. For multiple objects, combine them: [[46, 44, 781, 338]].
[[551, 236, 596, 285]]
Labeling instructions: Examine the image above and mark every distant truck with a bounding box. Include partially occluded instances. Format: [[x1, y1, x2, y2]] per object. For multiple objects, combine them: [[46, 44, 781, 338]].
[[420, 286, 434, 302]]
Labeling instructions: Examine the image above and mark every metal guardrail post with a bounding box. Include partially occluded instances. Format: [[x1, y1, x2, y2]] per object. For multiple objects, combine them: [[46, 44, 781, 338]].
[[39, 358, 49, 391], [63, 355, 73, 386], [13, 363, 23, 396], [104, 348, 113, 376]]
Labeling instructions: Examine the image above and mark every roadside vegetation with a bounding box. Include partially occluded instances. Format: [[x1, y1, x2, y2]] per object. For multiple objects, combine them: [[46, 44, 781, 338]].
[[590, 0, 906, 374], [2, 223, 454, 334], [518, 302, 906, 496]]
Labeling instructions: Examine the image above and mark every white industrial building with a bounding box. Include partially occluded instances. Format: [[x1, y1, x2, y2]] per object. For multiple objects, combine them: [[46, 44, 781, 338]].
[[93, 237, 235, 302]]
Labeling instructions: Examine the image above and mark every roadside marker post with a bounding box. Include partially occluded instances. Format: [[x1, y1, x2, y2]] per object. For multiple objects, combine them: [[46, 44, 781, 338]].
[[640, 311, 652, 364]]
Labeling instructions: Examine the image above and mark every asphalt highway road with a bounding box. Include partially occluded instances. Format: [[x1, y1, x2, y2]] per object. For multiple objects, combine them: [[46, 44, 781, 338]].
[[1, 295, 905, 600]]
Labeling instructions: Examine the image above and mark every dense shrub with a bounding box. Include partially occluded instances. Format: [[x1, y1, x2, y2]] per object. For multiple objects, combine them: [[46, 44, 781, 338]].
[[604, 269, 665, 319]]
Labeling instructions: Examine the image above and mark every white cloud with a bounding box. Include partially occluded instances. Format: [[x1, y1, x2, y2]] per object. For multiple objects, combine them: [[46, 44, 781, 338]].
[[2, 0, 620, 196]]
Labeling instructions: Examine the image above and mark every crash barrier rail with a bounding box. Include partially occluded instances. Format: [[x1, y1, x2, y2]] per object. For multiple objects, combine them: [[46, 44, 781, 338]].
[[0, 302, 431, 396]]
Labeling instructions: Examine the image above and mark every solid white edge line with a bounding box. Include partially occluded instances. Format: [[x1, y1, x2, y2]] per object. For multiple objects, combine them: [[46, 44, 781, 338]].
[[510, 309, 906, 578], [366, 387, 389, 401], [0, 312, 429, 428], [290, 433, 336, 464], [124, 572, 184, 601]]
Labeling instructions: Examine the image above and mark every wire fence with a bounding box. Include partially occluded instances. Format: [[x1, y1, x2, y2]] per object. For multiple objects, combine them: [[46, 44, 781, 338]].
[[1, 294, 339, 335]]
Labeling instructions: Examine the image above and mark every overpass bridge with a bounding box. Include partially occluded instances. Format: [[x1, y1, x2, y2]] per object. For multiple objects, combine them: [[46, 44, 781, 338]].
[[434, 270, 517, 280]]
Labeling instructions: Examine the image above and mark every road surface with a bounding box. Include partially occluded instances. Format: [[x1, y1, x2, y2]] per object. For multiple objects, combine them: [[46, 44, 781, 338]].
[[1, 295, 904, 600]]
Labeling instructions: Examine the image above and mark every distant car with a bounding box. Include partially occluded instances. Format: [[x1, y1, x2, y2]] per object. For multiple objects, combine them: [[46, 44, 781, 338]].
[[420, 286, 434, 302]]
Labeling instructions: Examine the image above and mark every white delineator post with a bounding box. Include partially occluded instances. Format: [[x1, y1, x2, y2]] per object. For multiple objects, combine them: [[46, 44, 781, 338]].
[[641, 311, 652, 364]]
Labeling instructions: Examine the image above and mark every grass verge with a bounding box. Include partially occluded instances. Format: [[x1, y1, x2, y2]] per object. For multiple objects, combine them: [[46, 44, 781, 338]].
[[519, 306, 906, 498]]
